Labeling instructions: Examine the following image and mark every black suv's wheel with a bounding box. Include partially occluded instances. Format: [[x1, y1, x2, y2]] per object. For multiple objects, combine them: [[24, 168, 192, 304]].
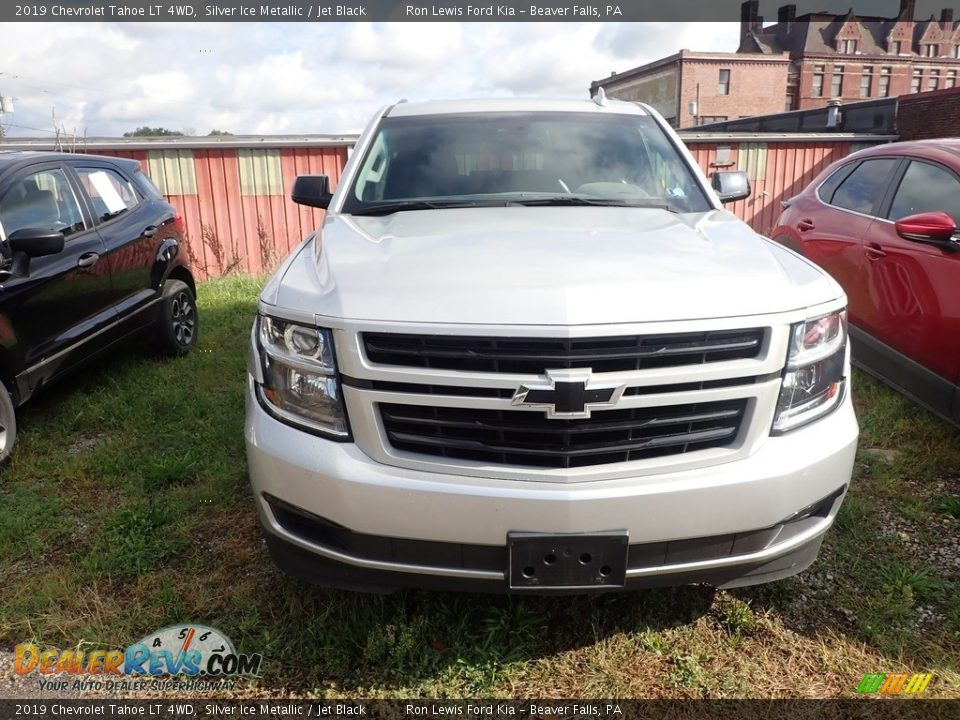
[[157, 280, 198, 355], [0, 382, 15, 466]]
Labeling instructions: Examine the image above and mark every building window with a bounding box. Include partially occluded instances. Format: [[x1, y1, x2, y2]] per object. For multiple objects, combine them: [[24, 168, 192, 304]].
[[841, 39, 858, 54], [812, 65, 825, 97], [699, 115, 729, 124], [879, 66, 891, 97], [955, 45, 960, 58], [927, 69, 940, 90], [923, 43, 938, 57], [831, 66, 844, 96], [946, 70, 957, 88], [891, 40, 903, 54], [860, 66, 874, 97], [718, 69, 731, 95], [911, 68, 922, 93]]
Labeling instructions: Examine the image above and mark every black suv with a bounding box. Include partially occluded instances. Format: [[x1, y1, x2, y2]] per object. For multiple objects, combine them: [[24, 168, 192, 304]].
[[0, 151, 197, 464]]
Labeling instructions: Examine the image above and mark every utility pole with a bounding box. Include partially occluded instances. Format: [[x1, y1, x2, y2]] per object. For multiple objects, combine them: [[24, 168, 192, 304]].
[[0, 94, 13, 138]]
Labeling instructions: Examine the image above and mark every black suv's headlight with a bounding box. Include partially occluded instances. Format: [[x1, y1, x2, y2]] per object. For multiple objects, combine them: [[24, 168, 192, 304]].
[[255, 315, 350, 439], [772, 309, 847, 434]]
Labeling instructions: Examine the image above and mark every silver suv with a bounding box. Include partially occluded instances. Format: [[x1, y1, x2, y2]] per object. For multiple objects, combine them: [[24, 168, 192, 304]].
[[245, 98, 858, 593]]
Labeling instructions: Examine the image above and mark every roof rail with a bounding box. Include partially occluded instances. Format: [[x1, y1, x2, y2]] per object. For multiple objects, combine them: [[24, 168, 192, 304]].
[[383, 99, 408, 117]]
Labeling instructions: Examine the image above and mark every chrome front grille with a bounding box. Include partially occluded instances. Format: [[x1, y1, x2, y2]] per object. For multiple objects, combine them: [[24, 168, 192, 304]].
[[339, 321, 786, 480], [362, 329, 765, 375], [379, 399, 748, 469]]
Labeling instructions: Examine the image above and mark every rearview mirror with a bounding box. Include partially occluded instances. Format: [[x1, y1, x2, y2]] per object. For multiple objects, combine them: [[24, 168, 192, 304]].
[[894, 211, 958, 247], [7, 227, 65, 258], [711, 171, 751, 204], [291, 175, 333, 209]]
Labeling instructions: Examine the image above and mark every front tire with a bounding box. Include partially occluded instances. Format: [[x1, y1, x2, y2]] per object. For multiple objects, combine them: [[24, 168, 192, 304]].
[[156, 280, 198, 356], [0, 382, 16, 467]]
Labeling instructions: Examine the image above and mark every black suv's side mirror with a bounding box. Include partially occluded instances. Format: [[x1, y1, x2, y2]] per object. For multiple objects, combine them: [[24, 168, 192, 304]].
[[711, 171, 751, 204], [291, 175, 333, 209], [7, 227, 65, 258]]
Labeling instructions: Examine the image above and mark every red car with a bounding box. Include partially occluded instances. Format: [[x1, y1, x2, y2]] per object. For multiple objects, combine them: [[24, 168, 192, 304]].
[[773, 139, 960, 426]]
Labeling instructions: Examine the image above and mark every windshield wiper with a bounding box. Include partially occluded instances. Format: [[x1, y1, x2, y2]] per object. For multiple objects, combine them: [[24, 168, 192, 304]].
[[350, 200, 482, 216], [505, 197, 680, 212]]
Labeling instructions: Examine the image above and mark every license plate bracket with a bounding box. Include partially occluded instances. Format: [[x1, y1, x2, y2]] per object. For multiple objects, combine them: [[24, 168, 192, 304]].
[[508, 532, 628, 590]]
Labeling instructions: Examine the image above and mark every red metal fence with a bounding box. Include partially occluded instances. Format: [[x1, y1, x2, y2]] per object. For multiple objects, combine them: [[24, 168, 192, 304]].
[[683, 137, 871, 237], [93, 145, 347, 279], [27, 132, 890, 279]]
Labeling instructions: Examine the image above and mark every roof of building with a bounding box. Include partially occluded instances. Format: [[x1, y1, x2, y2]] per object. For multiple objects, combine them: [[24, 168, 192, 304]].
[[0, 134, 359, 152], [590, 49, 790, 90], [744, 12, 960, 57]]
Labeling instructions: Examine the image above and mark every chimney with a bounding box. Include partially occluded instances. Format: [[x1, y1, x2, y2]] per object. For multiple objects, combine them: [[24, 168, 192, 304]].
[[898, 0, 915, 20], [741, 0, 760, 40], [941, 8, 954, 28], [778, 4, 796, 37]]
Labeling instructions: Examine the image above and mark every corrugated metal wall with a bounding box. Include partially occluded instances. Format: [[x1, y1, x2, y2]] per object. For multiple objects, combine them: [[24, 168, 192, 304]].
[[684, 140, 857, 237], [89, 137, 869, 279], [92, 145, 348, 279]]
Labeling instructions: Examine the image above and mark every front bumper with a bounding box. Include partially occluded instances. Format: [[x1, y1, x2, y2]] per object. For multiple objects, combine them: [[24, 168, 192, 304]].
[[245, 377, 858, 593]]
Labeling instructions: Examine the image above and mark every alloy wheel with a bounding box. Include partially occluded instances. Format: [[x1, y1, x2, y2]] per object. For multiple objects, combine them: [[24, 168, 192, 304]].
[[171, 291, 196, 347]]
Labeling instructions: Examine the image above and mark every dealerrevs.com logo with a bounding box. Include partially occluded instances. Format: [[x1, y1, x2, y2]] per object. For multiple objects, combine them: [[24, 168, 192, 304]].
[[14, 625, 262, 691]]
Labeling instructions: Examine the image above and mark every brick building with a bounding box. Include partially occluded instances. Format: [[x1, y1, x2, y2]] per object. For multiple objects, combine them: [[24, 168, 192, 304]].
[[742, 0, 960, 111], [589, 50, 792, 128], [591, 0, 960, 128]]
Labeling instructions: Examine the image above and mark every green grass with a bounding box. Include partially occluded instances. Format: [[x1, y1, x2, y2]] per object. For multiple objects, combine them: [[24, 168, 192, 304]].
[[1, 274, 959, 698]]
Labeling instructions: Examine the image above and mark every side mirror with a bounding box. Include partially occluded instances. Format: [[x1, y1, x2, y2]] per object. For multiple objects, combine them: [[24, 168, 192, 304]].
[[894, 211, 958, 247], [7, 227, 65, 258], [712, 171, 751, 204], [291, 175, 333, 209]]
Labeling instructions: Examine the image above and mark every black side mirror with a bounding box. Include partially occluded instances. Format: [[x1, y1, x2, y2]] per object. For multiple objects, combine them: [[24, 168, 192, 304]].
[[711, 171, 751, 204], [291, 175, 333, 209], [8, 227, 65, 258]]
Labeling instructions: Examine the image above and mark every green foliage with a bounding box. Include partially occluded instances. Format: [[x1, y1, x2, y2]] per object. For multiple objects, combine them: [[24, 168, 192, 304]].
[[123, 126, 185, 137]]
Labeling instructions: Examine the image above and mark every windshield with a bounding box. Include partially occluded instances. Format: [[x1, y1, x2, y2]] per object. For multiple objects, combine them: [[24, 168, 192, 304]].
[[341, 111, 712, 215]]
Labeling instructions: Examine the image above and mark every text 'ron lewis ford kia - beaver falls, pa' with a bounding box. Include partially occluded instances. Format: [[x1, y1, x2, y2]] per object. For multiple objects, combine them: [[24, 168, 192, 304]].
[[244, 95, 858, 594]]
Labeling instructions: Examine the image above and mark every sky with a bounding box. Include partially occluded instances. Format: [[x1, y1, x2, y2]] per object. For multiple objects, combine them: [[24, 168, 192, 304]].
[[0, 22, 739, 138]]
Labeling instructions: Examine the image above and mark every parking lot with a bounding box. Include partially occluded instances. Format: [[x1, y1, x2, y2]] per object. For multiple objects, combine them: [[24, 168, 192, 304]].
[[1, 275, 958, 698]]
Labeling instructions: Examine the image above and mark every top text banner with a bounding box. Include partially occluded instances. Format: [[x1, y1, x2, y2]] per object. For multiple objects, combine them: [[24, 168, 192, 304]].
[[2, 0, 944, 22]]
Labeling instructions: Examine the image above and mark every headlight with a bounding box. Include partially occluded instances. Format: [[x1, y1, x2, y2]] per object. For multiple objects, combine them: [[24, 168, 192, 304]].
[[256, 316, 350, 439], [772, 310, 847, 434]]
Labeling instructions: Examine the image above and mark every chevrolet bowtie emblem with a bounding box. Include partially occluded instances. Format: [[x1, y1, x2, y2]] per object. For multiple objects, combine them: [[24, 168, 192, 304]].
[[511, 370, 626, 419]]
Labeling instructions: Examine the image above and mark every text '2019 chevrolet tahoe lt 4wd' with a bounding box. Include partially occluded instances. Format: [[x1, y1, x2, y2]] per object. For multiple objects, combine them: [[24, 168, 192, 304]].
[[245, 98, 858, 594]]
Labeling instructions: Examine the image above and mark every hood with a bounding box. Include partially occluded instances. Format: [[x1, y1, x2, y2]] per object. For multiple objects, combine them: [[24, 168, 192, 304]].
[[265, 207, 841, 325]]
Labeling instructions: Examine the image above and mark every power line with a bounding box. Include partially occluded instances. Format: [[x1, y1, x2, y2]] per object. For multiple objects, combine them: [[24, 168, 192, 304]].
[[2, 122, 61, 136], [0, 71, 98, 95]]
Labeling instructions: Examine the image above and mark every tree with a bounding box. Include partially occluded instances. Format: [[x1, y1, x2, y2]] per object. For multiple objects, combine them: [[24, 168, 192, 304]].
[[208, 129, 233, 136], [123, 126, 185, 137]]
